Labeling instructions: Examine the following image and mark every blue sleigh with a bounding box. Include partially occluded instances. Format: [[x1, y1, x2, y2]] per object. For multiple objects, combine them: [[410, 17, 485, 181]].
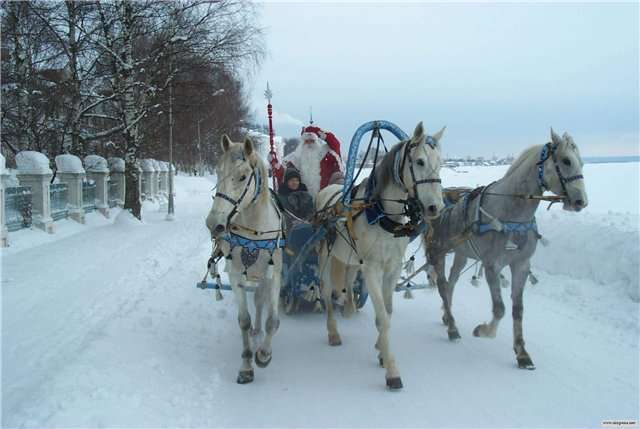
[[197, 120, 431, 312]]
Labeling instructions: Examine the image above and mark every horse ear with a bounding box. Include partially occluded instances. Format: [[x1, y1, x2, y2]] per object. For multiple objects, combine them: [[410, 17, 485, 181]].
[[244, 136, 254, 157], [550, 127, 562, 146], [432, 126, 446, 143], [413, 121, 425, 141], [562, 132, 575, 145], [221, 134, 232, 152]]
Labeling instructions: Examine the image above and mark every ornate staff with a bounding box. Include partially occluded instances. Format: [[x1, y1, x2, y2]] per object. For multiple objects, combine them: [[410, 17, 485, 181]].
[[265, 82, 278, 189]]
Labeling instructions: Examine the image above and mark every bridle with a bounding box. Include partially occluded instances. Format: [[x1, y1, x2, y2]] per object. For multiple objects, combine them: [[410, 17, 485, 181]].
[[536, 142, 584, 198], [214, 162, 262, 231], [393, 135, 442, 221], [357, 135, 442, 233]]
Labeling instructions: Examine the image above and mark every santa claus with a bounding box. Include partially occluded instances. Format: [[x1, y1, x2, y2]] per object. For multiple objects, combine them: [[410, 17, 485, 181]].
[[273, 126, 343, 195]]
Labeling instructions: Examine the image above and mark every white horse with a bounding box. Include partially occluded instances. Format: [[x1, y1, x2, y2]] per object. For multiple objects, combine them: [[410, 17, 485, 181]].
[[206, 135, 284, 384], [426, 129, 588, 369], [315, 122, 445, 389]]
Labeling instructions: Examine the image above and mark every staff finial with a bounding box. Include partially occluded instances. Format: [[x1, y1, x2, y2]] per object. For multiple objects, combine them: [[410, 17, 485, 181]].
[[264, 82, 273, 103]]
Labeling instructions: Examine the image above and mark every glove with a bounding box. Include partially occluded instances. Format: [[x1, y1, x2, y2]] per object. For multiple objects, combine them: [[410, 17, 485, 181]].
[[268, 152, 280, 167]]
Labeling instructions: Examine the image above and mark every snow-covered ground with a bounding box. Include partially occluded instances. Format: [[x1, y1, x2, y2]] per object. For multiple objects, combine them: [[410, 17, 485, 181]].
[[2, 163, 638, 428]]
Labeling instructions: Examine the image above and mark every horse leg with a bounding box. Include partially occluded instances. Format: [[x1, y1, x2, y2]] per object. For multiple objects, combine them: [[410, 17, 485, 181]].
[[374, 266, 403, 366], [251, 285, 264, 337], [231, 283, 254, 384], [322, 256, 342, 346], [255, 274, 282, 369], [342, 265, 359, 318], [364, 267, 402, 389], [435, 256, 461, 341], [438, 252, 467, 341], [473, 264, 505, 338], [510, 261, 535, 370]]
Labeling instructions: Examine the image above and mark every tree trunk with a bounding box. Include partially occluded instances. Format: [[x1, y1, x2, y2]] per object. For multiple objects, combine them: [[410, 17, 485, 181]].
[[123, 157, 141, 220]]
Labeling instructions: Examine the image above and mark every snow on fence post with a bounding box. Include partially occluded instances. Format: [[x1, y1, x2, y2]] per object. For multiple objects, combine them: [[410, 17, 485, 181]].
[[140, 159, 156, 201], [0, 153, 8, 246], [15, 151, 55, 233], [84, 155, 110, 218], [108, 157, 125, 208], [55, 154, 85, 224]]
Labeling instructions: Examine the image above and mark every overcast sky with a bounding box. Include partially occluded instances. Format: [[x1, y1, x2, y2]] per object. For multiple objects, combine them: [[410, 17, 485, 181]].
[[248, 2, 638, 158]]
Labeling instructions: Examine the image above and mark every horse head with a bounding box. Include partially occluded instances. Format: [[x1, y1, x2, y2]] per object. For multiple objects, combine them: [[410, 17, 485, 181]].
[[206, 135, 262, 238], [542, 128, 588, 212], [400, 121, 446, 219]]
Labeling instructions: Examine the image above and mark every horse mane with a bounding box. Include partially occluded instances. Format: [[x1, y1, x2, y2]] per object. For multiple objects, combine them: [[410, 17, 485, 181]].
[[253, 154, 270, 203], [373, 141, 405, 198], [504, 144, 544, 178]]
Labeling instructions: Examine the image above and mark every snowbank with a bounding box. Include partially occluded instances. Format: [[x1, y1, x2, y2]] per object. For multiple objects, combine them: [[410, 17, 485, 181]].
[[108, 157, 125, 173], [157, 161, 168, 172], [84, 155, 109, 173], [535, 211, 640, 302], [15, 151, 52, 174], [55, 154, 85, 174]]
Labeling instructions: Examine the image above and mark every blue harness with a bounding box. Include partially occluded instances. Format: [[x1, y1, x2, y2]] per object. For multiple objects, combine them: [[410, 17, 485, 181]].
[[221, 231, 286, 252], [460, 185, 538, 237], [476, 220, 538, 235], [362, 154, 427, 242]]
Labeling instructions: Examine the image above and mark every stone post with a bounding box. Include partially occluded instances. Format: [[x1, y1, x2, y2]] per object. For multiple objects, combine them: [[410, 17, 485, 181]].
[[108, 157, 125, 208], [1, 153, 8, 246], [151, 159, 160, 200], [140, 159, 155, 201], [158, 161, 169, 197], [85, 155, 110, 218], [15, 151, 54, 233], [55, 154, 85, 224]]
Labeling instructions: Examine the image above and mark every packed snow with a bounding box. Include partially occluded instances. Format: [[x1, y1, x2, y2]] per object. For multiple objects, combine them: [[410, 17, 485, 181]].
[[55, 154, 85, 174], [14, 151, 52, 174], [1, 162, 638, 428]]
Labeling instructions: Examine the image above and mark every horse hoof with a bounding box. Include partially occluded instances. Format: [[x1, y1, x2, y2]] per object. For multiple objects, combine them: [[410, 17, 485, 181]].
[[237, 369, 254, 384], [254, 350, 272, 368], [448, 329, 461, 341], [386, 377, 403, 390], [517, 356, 536, 370], [328, 334, 342, 346]]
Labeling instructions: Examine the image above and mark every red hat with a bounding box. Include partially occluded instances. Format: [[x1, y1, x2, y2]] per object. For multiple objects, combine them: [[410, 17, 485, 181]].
[[301, 125, 325, 142]]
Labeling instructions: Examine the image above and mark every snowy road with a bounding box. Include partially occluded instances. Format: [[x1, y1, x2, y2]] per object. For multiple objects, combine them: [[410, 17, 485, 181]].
[[2, 169, 638, 428]]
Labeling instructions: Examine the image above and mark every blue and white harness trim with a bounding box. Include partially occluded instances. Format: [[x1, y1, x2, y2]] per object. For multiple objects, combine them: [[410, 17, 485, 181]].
[[476, 219, 538, 235], [461, 185, 538, 237], [221, 231, 286, 252], [537, 143, 550, 190]]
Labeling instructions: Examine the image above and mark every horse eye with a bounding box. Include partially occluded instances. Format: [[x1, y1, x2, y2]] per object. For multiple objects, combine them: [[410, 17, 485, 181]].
[[562, 158, 571, 167], [416, 159, 425, 167], [239, 175, 247, 181]]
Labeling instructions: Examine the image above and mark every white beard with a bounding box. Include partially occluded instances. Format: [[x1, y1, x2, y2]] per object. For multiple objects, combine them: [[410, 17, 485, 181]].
[[289, 142, 327, 195]]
